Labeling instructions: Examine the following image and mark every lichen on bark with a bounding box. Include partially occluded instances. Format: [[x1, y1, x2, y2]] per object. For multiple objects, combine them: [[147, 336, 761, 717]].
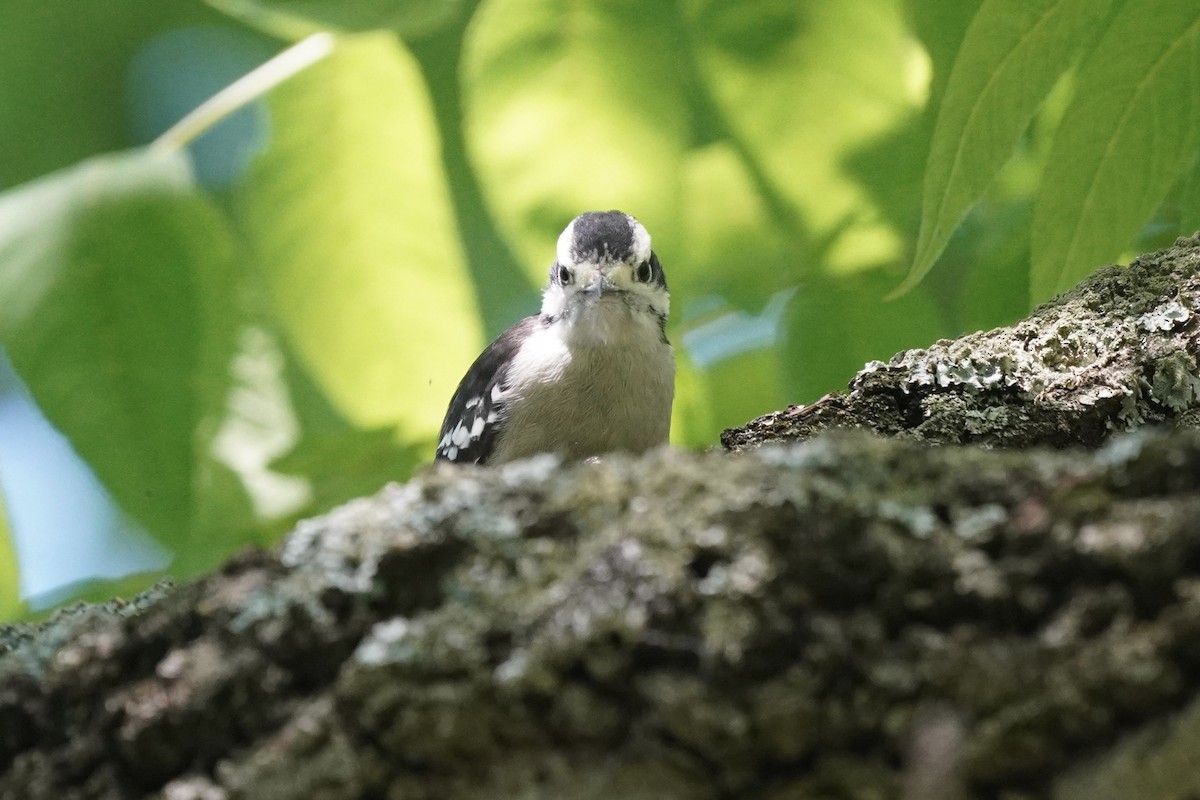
[[3, 430, 1200, 799], [723, 233, 1200, 450], [3, 236, 1200, 799]]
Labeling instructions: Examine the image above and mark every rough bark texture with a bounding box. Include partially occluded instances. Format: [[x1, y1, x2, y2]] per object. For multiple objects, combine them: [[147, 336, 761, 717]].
[[2, 235, 1200, 800], [723, 233, 1200, 450]]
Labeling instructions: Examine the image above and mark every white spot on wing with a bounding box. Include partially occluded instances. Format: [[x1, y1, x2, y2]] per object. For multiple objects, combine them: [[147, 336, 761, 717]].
[[451, 423, 470, 447]]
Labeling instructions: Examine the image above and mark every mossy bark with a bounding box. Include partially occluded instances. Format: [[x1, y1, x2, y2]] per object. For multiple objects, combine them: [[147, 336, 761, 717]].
[[3, 236, 1200, 800], [723, 233, 1200, 450]]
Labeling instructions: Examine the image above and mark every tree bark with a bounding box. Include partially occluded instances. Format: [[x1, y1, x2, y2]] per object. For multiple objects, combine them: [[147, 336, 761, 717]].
[[723, 233, 1200, 450], [3, 235, 1200, 800]]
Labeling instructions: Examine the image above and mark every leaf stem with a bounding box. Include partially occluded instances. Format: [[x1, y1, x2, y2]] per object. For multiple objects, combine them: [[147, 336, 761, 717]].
[[152, 33, 335, 153]]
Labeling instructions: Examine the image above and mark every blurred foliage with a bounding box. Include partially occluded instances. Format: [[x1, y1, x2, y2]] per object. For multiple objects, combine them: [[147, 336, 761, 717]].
[[0, 492, 23, 619], [0, 0, 1196, 616]]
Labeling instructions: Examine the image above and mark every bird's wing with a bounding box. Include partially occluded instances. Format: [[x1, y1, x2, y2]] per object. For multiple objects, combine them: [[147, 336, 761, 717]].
[[435, 316, 538, 464]]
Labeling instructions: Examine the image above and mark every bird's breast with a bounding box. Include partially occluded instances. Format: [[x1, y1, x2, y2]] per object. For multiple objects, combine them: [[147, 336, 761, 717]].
[[492, 316, 675, 463]]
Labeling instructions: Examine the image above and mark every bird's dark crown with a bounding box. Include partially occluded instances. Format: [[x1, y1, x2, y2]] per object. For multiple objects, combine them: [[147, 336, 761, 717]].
[[567, 210, 636, 264]]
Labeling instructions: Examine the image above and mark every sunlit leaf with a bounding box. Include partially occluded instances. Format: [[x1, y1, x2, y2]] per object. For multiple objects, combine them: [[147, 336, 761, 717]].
[[233, 34, 481, 449], [407, 22, 536, 341], [207, 0, 460, 39], [902, 0, 1114, 295], [0, 489, 23, 621], [1031, 0, 1200, 301], [669, 351, 715, 450], [0, 148, 239, 536], [273, 427, 423, 514], [678, 143, 796, 307], [256, 338, 425, 534], [462, 0, 688, 278], [685, 0, 921, 273]]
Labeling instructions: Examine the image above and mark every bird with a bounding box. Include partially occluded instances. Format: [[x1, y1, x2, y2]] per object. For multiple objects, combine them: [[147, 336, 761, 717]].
[[435, 210, 675, 465]]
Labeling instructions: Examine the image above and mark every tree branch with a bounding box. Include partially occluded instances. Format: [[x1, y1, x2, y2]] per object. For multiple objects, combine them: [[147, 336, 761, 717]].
[[724, 233, 1200, 450], [4, 235, 1200, 799]]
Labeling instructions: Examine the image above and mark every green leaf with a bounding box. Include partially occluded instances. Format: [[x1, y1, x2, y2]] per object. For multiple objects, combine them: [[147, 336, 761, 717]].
[[685, 0, 921, 273], [206, 0, 460, 38], [905, 0, 987, 106], [901, 0, 1115, 295], [174, 457, 259, 577], [677, 143, 797, 308], [279, 337, 425, 503], [669, 352, 716, 450], [0, 1, 223, 188], [1183, 154, 1200, 236], [1031, 0, 1200, 301], [690, 347, 790, 446], [0, 489, 23, 621], [784, 269, 946, 401], [949, 201, 1033, 333], [674, 289, 795, 446], [176, 328, 291, 577], [0, 148, 240, 536], [462, 0, 689, 278], [233, 34, 481, 447], [272, 426, 423, 516]]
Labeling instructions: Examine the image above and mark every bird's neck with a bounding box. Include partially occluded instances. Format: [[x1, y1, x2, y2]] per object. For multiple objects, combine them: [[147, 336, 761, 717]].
[[551, 296, 662, 350]]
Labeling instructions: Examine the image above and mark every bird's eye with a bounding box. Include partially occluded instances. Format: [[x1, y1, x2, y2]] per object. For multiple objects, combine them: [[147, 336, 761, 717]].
[[635, 261, 653, 283], [555, 264, 573, 285]]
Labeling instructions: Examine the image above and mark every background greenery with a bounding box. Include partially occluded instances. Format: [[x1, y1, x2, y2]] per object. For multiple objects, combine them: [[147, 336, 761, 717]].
[[0, 0, 1196, 618]]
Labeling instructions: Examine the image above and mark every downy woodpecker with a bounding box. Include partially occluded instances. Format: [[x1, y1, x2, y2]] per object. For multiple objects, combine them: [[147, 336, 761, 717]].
[[435, 210, 674, 464]]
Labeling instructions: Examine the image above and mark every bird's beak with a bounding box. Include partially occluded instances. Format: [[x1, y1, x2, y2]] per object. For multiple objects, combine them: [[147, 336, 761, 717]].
[[583, 271, 616, 299]]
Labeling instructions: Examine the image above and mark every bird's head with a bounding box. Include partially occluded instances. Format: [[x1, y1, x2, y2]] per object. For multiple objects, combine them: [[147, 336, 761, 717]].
[[540, 210, 669, 331]]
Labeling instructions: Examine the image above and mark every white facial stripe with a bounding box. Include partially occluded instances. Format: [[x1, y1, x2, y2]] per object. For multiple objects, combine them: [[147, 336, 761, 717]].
[[628, 216, 652, 263], [541, 282, 566, 316], [556, 219, 578, 267]]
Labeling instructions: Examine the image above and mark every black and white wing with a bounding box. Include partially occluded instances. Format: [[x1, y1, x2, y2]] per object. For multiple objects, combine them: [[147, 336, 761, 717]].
[[435, 316, 536, 464]]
